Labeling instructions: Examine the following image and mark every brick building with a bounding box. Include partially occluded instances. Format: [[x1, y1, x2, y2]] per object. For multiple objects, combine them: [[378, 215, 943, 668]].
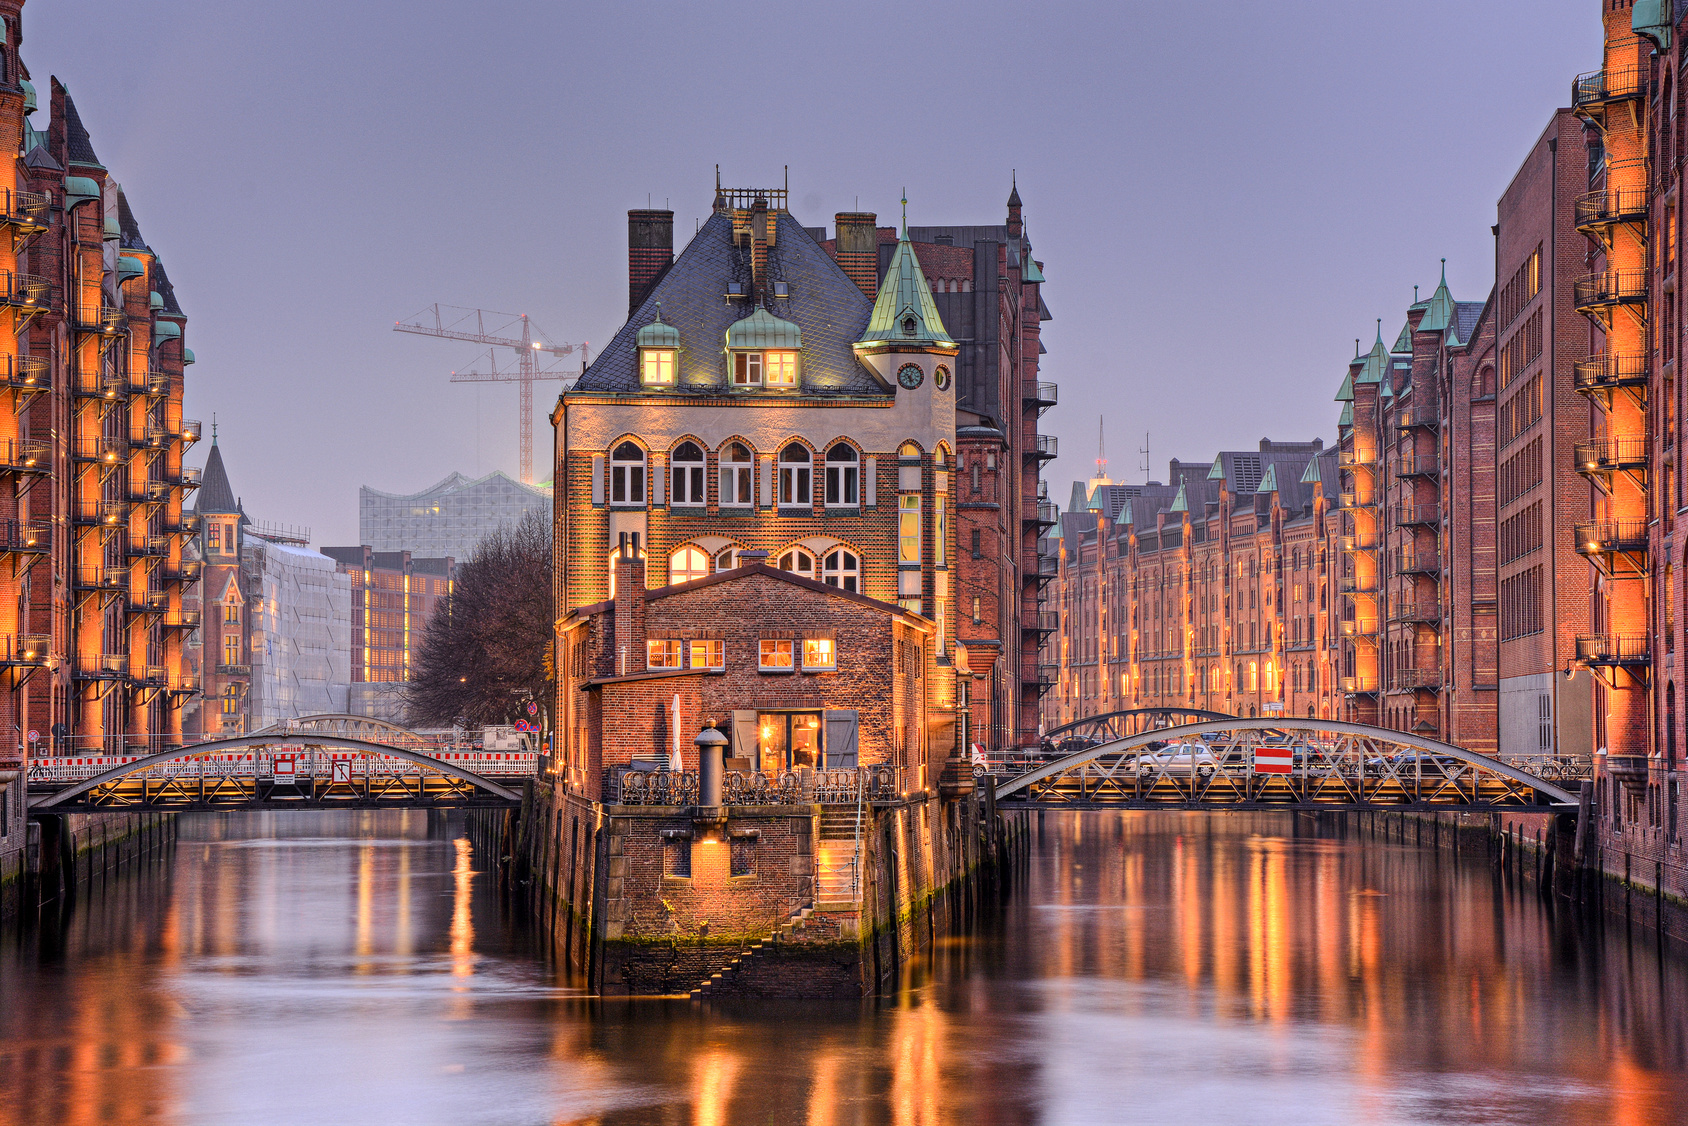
[[0, 0, 201, 898], [1046, 440, 1343, 730], [320, 545, 454, 721]]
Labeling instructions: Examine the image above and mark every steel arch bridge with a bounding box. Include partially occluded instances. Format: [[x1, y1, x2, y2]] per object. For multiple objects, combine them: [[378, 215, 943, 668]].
[[1042, 707, 1239, 745], [1000, 719, 1580, 811], [27, 727, 524, 813]]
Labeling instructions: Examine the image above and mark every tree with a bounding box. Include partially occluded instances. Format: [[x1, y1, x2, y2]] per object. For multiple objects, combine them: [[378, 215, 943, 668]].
[[405, 509, 554, 728]]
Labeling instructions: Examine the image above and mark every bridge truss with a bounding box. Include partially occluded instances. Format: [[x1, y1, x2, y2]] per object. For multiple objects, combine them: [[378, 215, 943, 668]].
[[1042, 707, 1239, 745], [28, 725, 525, 813], [999, 719, 1578, 811]]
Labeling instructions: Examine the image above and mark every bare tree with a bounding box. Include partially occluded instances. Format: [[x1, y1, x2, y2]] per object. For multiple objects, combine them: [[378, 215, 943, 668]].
[[406, 509, 553, 728]]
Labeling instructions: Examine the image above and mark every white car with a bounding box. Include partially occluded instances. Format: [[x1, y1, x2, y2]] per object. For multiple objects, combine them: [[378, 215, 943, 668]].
[[1133, 743, 1219, 779]]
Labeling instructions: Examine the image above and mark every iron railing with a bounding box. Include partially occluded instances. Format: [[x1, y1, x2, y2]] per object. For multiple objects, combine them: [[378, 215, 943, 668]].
[[1572, 67, 1646, 111], [1576, 635, 1650, 665], [0, 520, 50, 554], [1395, 406, 1438, 430], [1029, 434, 1058, 459], [1574, 436, 1649, 474], [0, 437, 49, 473], [1388, 601, 1441, 624], [0, 634, 50, 665], [2, 354, 48, 392], [1573, 520, 1649, 555], [1341, 676, 1379, 694], [1396, 503, 1439, 526], [72, 304, 127, 335], [1572, 352, 1648, 394], [1397, 549, 1441, 574], [1025, 381, 1058, 409], [1396, 452, 1438, 477], [1573, 269, 1648, 310], [0, 188, 50, 229], [1574, 184, 1650, 231], [1396, 667, 1442, 689]]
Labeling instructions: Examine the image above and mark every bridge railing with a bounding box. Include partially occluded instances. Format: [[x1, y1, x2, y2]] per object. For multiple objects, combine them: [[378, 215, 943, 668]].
[[28, 747, 539, 786], [608, 765, 904, 806]]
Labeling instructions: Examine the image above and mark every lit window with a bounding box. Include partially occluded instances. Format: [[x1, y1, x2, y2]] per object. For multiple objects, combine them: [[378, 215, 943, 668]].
[[822, 549, 859, 592], [759, 639, 794, 670], [640, 349, 676, 386], [733, 352, 763, 386], [719, 442, 754, 506], [223, 634, 241, 666], [223, 600, 240, 624], [825, 443, 859, 506], [689, 639, 724, 670], [779, 549, 815, 580], [610, 441, 646, 507], [935, 495, 948, 568], [778, 444, 811, 506], [899, 495, 921, 564], [646, 639, 683, 669], [671, 441, 705, 506], [221, 686, 239, 715], [765, 351, 798, 387], [803, 638, 836, 670], [669, 545, 710, 585]]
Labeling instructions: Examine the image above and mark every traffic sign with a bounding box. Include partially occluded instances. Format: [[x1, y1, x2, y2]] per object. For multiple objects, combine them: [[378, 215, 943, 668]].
[[1254, 746, 1294, 774]]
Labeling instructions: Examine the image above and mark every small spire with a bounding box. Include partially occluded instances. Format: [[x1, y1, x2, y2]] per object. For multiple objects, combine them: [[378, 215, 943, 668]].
[[211, 413, 217, 445], [1007, 170, 1022, 209], [1440, 257, 1447, 284], [1375, 319, 1383, 346], [1414, 285, 1419, 302], [1355, 339, 1360, 359], [900, 188, 908, 238]]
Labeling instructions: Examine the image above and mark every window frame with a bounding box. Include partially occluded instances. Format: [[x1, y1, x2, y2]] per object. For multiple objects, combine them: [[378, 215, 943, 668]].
[[719, 442, 754, 507], [899, 494, 922, 565], [802, 637, 836, 671], [689, 639, 725, 671], [764, 350, 798, 388], [778, 548, 816, 580], [822, 548, 859, 592], [778, 443, 812, 507], [609, 441, 647, 508], [639, 348, 676, 387], [758, 638, 794, 672], [732, 351, 763, 387], [646, 638, 683, 670], [668, 545, 710, 586], [670, 441, 706, 507], [824, 444, 859, 507]]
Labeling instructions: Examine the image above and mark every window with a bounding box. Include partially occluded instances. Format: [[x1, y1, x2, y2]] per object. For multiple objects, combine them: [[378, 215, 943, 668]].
[[610, 441, 646, 507], [971, 529, 981, 559], [803, 638, 836, 670], [972, 596, 981, 624], [779, 548, 815, 580], [208, 524, 221, 551], [720, 442, 753, 506], [713, 547, 738, 571], [669, 545, 710, 585], [778, 444, 811, 506], [640, 348, 675, 386], [223, 634, 241, 666], [689, 640, 724, 670], [733, 351, 763, 386], [646, 639, 683, 669], [899, 495, 921, 564], [935, 495, 948, 567], [223, 599, 240, 624], [822, 548, 859, 592], [671, 442, 705, 506], [759, 639, 794, 670], [221, 685, 239, 716], [825, 444, 859, 506], [765, 351, 798, 387]]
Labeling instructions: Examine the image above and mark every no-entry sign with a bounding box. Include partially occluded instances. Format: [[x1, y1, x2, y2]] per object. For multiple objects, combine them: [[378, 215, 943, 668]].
[[1254, 746, 1294, 774]]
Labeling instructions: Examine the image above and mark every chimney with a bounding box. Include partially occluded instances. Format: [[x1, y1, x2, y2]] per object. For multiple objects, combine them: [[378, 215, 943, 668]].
[[613, 533, 647, 672], [750, 196, 769, 303], [628, 209, 674, 317], [834, 212, 878, 298]]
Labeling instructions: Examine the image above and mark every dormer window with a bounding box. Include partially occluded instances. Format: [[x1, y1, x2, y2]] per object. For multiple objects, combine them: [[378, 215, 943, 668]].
[[640, 349, 675, 386], [901, 316, 917, 337], [733, 352, 763, 386], [724, 307, 802, 391], [765, 351, 797, 387]]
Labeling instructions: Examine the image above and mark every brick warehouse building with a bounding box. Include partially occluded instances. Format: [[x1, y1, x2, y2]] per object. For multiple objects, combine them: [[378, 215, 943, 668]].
[[535, 179, 1046, 993], [0, 0, 200, 899]]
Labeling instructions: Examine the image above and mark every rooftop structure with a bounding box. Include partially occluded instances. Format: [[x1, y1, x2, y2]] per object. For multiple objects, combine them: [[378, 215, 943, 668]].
[[359, 470, 550, 562]]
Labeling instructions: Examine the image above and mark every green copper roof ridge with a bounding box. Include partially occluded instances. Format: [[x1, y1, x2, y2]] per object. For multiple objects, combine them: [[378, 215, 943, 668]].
[[1354, 323, 1390, 385], [1168, 482, 1188, 513], [1207, 460, 1226, 480], [1298, 458, 1321, 485], [1417, 258, 1457, 333], [1335, 372, 1354, 402], [1339, 401, 1353, 428], [857, 221, 954, 347], [1256, 464, 1277, 495]]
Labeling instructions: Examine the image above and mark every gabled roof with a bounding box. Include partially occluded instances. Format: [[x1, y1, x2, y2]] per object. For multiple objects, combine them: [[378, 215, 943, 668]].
[[1417, 262, 1456, 334], [1391, 322, 1413, 353], [1335, 372, 1354, 402], [1257, 464, 1278, 495], [572, 209, 881, 398], [1452, 301, 1485, 346], [857, 232, 954, 348], [59, 86, 103, 169], [1354, 328, 1391, 385], [1168, 481, 1188, 512]]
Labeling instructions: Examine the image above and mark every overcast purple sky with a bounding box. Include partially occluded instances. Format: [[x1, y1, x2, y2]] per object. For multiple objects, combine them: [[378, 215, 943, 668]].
[[28, 0, 1596, 545]]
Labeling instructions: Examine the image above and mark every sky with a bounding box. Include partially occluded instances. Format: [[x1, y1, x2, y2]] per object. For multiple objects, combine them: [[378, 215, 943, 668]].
[[27, 0, 1599, 545]]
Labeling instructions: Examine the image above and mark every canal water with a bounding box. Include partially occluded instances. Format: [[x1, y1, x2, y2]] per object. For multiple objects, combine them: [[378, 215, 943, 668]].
[[2, 810, 1687, 1126]]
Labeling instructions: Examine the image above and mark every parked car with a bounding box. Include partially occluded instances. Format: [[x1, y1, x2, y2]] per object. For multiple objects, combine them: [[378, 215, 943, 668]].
[[1133, 743, 1220, 779]]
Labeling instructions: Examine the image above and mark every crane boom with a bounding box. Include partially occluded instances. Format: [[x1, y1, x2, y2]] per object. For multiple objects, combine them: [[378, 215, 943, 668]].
[[392, 303, 585, 484]]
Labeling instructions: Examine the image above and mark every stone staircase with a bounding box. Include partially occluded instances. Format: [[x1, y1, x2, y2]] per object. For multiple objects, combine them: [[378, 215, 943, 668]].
[[815, 805, 863, 907], [689, 900, 818, 999]]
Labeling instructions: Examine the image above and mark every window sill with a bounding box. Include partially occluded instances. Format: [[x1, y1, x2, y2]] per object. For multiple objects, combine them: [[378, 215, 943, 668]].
[[715, 507, 754, 517], [777, 506, 813, 515], [824, 507, 861, 516], [801, 667, 836, 675], [758, 667, 796, 675]]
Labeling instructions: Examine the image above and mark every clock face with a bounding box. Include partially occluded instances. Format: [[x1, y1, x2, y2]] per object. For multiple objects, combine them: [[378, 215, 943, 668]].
[[934, 365, 951, 391], [897, 363, 924, 390]]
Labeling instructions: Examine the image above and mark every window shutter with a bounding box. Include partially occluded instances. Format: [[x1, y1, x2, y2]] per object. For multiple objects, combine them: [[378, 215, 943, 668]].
[[824, 709, 859, 769], [651, 454, 665, 506], [732, 710, 758, 761], [865, 457, 877, 507], [591, 455, 604, 505]]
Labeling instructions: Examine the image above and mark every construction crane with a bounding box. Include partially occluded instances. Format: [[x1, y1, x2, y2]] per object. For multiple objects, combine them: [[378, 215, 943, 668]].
[[393, 304, 588, 485]]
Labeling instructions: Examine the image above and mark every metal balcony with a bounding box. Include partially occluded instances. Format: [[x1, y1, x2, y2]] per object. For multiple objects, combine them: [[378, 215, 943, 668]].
[[1338, 447, 1376, 469], [74, 370, 127, 400], [132, 664, 169, 686], [1340, 618, 1379, 638], [74, 653, 130, 679], [0, 520, 50, 555], [126, 534, 171, 559], [129, 427, 168, 451], [1574, 436, 1649, 479], [1, 271, 51, 312], [171, 674, 202, 695], [1341, 676, 1379, 695], [166, 558, 203, 585], [74, 565, 130, 591], [1574, 183, 1649, 234], [1026, 434, 1057, 462], [1576, 634, 1650, 667], [1340, 533, 1377, 553], [1572, 352, 1648, 398], [74, 499, 127, 526], [1388, 601, 1441, 624], [1395, 407, 1438, 430], [179, 419, 203, 445], [2, 355, 48, 395], [1396, 667, 1442, 690], [1397, 549, 1440, 574], [1024, 381, 1058, 412], [1, 634, 50, 667], [143, 369, 172, 397], [1572, 67, 1646, 115], [1024, 610, 1059, 636], [127, 589, 169, 615], [1396, 453, 1438, 478], [1338, 492, 1375, 510], [1395, 503, 1439, 527], [1573, 270, 1647, 314], [0, 438, 50, 474], [0, 188, 50, 232], [1026, 499, 1058, 529], [215, 662, 252, 677], [72, 303, 127, 336], [74, 436, 129, 466], [1338, 577, 1377, 595], [1574, 520, 1648, 556], [163, 609, 202, 632]]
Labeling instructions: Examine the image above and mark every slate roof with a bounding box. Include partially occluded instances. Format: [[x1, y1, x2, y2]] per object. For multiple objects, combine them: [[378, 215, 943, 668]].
[[151, 257, 183, 316], [116, 190, 149, 252], [1453, 300, 1485, 345], [572, 209, 883, 398], [59, 87, 103, 169], [22, 143, 60, 172], [196, 440, 240, 515]]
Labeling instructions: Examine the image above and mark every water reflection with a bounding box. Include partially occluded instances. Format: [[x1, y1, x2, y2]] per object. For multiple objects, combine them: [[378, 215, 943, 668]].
[[0, 810, 1686, 1124]]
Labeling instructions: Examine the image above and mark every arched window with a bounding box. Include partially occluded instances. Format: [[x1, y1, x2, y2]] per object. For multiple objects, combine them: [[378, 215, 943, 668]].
[[713, 547, 738, 571], [823, 548, 859, 592], [669, 545, 710, 586], [671, 442, 705, 506], [719, 442, 753, 507], [778, 443, 811, 506], [1248, 661, 1259, 692], [825, 444, 859, 506], [779, 548, 815, 580], [898, 441, 922, 460], [610, 441, 646, 507], [934, 444, 948, 468]]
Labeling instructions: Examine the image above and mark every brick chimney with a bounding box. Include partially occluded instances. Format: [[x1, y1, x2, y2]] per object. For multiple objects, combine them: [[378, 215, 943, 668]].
[[834, 212, 878, 298], [628, 209, 674, 317], [613, 534, 647, 675]]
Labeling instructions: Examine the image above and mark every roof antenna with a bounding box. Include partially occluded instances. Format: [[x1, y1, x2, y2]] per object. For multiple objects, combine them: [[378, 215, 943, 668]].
[[715, 164, 720, 192], [900, 188, 907, 237], [211, 413, 218, 444]]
